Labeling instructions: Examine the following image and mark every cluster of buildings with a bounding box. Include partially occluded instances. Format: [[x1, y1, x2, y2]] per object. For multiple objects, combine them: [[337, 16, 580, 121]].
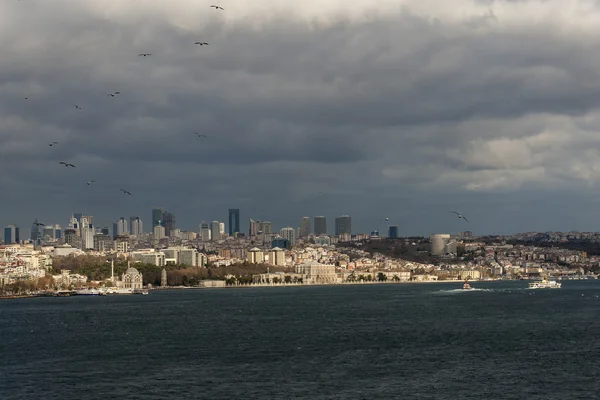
[[2, 208, 597, 288]]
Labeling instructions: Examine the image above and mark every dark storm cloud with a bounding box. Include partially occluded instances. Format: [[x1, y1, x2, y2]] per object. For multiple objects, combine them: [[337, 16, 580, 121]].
[[3, 0, 600, 235]]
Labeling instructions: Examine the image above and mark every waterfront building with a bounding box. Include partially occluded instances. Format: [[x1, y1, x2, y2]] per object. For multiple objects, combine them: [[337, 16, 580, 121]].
[[121, 266, 143, 289]]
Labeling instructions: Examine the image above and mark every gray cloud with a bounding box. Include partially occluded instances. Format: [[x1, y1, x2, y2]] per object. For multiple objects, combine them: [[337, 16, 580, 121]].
[[2, 0, 600, 236]]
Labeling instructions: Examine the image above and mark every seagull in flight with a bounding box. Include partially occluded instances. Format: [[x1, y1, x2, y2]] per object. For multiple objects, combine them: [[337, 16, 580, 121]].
[[34, 222, 45, 227], [49, 141, 58, 146], [194, 132, 207, 138], [195, 42, 209, 46], [451, 211, 469, 223], [74, 105, 82, 110], [107, 92, 121, 97], [59, 162, 75, 168], [24, 94, 33, 100], [138, 53, 152, 57], [120, 188, 132, 195], [86, 180, 95, 185], [210, 5, 224, 10]]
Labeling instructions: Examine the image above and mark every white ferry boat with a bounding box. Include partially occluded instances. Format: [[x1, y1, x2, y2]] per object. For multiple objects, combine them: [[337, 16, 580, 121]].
[[528, 279, 561, 289]]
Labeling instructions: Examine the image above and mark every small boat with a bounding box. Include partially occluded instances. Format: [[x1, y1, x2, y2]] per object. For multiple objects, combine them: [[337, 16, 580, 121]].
[[528, 279, 561, 289], [133, 289, 149, 295], [463, 280, 472, 290]]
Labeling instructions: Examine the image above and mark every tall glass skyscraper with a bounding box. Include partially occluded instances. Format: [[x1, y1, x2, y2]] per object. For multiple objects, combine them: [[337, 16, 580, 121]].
[[228, 209, 240, 236], [4, 225, 20, 244], [335, 215, 352, 235], [314, 216, 327, 236], [388, 225, 398, 239]]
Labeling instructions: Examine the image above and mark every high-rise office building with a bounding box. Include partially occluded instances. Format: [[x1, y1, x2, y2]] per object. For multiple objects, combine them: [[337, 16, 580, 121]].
[[30, 218, 41, 243], [228, 208, 240, 236], [153, 225, 166, 241], [280, 227, 296, 245], [299, 217, 311, 237], [210, 221, 221, 241], [54, 225, 62, 240], [130, 217, 143, 236], [42, 225, 55, 241], [152, 208, 164, 228], [249, 218, 259, 236], [3, 225, 19, 244], [388, 225, 398, 239], [80, 216, 95, 249], [314, 216, 327, 236], [113, 217, 128, 239], [335, 215, 352, 235], [199, 222, 211, 241], [163, 212, 176, 237], [260, 221, 272, 234]]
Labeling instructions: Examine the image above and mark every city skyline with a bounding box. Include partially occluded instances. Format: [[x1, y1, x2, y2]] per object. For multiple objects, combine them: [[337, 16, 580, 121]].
[[5, 1, 600, 235]]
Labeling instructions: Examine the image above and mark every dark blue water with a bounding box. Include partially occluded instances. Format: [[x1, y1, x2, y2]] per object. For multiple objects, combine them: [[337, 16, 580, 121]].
[[1, 281, 599, 399]]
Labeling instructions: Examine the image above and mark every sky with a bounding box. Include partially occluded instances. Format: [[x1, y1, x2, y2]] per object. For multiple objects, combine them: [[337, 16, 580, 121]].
[[3, 0, 600, 237]]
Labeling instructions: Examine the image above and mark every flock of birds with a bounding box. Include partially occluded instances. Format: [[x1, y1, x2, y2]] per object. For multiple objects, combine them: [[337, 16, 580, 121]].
[[32, 4, 225, 199], [23, 2, 472, 229]]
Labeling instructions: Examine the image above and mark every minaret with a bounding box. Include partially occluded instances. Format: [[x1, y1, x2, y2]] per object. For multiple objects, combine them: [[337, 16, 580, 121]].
[[111, 259, 115, 284], [161, 268, 167, 287]]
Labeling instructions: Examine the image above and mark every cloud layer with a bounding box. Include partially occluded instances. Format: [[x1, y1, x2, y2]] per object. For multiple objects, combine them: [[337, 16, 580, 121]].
[[2, 0, 600, 236]]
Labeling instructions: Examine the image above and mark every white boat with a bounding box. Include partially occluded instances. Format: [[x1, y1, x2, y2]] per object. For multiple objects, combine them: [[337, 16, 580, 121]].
[[462, 280, 472, 290], [103, 288, 135, 295], [528, 279, 561, 289], [75, 288, 102, 296]]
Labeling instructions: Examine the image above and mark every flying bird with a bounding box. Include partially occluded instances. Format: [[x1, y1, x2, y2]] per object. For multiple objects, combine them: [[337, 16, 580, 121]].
[[74, 105, 82, 110], [86, 180, 95, 185], [24, 94, 33, 100], [120, 189, 132, 195], [451, 211, 469, 223], [34, 222, 44, 227], [138, 53, 152, 57], [59, 162, 75, 168], [107, 92, 121, 97], [195, 42, 209, 46], [210, 5, 224, 10], [49, 141, 58, 146], [194, 132, 207, 138]]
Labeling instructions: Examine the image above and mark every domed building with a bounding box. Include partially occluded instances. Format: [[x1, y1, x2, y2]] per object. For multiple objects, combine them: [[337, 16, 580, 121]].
[[121, 266, 143, 289]]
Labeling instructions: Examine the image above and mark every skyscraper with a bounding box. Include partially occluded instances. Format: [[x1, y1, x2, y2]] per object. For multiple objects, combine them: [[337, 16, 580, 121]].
[[130, 217, 143, 236], [388, 225, 398, 239], [113, 217, 128, 239], [335, 215, 352, 235], [228, 208, 240, 236], [80, 217, 95, 249], [314, 216, 327, 236], [249, 218, 259, 236], [3, 225, 20, 244], [152, 208, 164, 228], [260, 221, 272, 234], [280, 227, 296, 245], [199, 222, 211, 241], [210, 221, 221, 241], [30, 218, 41, 243], [299, 217, 311, 237], [163, 212, 176, 237]]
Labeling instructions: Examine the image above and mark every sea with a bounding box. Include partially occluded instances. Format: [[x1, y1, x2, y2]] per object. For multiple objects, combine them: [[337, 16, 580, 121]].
[[1, 280, 599, 400]]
